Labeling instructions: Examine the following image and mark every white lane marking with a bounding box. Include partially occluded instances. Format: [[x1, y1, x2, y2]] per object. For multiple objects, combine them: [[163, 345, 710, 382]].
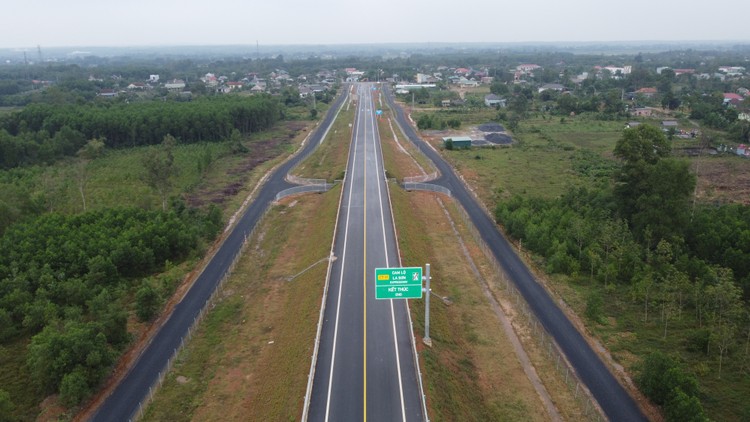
[[368, 85, 407, 422], [324, 89, 363, 421]]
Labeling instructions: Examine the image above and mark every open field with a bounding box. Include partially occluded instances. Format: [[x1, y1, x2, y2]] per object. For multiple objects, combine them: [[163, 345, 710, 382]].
[[141, 187, 340, 421]]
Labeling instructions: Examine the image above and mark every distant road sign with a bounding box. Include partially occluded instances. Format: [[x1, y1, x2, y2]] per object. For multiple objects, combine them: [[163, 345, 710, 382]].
[[375, 109, 383, 115], [375, 267, 423, 299]]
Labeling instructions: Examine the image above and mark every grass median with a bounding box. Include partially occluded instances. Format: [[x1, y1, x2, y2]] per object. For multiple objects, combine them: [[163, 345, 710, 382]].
[[141, 186, 340, 421]]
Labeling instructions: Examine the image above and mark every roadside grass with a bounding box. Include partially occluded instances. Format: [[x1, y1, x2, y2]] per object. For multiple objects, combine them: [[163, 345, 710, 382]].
[[377, 110, 435, 181], [293, 106, 353, 182], [142, 186, 340, 421], [389, 187, 549, 422]]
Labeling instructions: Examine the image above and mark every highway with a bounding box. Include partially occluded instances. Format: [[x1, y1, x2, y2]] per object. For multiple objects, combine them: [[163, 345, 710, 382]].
[[307, 83, 424, 421], [90, 88, 349, 422], [383, 85, 647, 422]]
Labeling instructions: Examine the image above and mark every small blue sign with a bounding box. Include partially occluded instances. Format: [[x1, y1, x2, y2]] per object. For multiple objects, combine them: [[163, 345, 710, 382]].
[[376, 109, 383, 115]]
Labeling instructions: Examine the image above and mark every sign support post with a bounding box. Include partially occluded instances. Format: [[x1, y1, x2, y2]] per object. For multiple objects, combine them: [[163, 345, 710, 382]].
[[424, 263, 432, 347]]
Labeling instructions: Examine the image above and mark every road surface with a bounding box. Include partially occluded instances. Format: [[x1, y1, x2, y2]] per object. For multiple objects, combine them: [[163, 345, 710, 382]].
[[383, 85, 646, 422], [307, 83, 424, 421], [90, 88, 349, 422]]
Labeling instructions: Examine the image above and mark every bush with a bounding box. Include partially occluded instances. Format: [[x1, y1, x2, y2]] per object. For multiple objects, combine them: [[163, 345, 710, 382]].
[[0, 390, 14, 422], [636, 351, 706, 419], [585, 291, 604, 323], [135, 282, 160, 322]]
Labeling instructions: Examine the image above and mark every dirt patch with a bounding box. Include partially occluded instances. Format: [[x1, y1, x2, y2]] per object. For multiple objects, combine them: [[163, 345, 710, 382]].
[[693, 157, 750, 205], [478, 123, 505, 132], [485, 132, 513, 145], [186, 123, 305, 208]]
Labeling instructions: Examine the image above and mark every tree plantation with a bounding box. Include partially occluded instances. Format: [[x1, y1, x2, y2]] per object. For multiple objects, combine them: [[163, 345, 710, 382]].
[[495, 125, 750, 420], [0, 95, 281, 169], [0, 206, 222, 406]]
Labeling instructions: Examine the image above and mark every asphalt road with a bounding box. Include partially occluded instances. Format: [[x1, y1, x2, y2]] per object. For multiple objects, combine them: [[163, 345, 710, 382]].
[[90, 88, 349, 422], [307, 83, 424, 421], [383, 86, 647, 422]]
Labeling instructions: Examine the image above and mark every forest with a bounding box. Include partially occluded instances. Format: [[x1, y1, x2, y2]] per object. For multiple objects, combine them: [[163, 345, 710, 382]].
[[0, 95, 281, 169]]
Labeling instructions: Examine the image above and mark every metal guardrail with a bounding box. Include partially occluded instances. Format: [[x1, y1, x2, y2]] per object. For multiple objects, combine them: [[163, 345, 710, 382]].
[[275, 183, 334, 201], [402, 182, 452, 197], [286, 174, 328, 186]]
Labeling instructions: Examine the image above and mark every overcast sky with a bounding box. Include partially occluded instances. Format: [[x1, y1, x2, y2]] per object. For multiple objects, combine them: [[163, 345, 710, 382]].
[[2, 0, 749, 48]]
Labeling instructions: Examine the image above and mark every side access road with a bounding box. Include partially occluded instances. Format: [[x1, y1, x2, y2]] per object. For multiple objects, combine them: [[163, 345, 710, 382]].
[[90, 88, 349, 422], [383, 86, 646, 422]]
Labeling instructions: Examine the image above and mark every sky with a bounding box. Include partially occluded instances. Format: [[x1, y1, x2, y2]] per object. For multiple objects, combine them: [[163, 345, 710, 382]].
[[2, 0, 749, 49]]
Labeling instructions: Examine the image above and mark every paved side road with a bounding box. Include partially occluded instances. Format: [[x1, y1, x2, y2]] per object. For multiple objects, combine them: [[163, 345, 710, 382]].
[[382, 86, 647, 422], [90, 88, 349, 422]]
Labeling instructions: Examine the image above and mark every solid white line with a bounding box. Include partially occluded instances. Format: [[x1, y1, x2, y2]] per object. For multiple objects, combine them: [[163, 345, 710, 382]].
[[369, 85, 407, 422], [324, 89, 362, 421], [302, 88, 349, 422]]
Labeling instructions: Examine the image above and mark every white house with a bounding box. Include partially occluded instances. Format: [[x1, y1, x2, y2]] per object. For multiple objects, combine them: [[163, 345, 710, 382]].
[[484, 94, 506, 108]]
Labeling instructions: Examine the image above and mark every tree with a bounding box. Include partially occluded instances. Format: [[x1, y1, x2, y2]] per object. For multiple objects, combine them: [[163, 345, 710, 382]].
[[142, 134, 179, 211], [705, 269, 743, 377], [135, 282, 159, 322], [75, 138, 105, 211], [631, 272, 656, 322], [636, 351, 699, 405], [614, 126, 695, 241], [490, 81, 509, 96], [0, 389, 14, 422], [665, 388, 708, 422], [614, 124, 671, 165]]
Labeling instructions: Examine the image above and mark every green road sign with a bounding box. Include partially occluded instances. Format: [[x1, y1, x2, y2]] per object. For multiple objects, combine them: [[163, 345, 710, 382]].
[[375, 267, 423, 299]]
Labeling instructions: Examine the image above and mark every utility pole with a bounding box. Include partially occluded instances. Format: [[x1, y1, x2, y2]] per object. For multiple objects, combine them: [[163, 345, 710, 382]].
[[423, 263, 432, 347]]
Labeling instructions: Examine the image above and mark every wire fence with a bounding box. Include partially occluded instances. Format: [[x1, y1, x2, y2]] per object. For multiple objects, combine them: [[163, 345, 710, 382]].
[[286, 173, 328, 186], [452, 203, 606, 422], [130, 204, 271, 422]]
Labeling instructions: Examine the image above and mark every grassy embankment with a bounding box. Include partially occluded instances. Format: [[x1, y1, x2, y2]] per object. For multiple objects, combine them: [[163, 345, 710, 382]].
[[139, 100, 351, 421], [141, 187, 341, 421], [0, 118, 315, 421], [293, 101, 353, 182], [378, 108, 588, 421], [419, 112, 750, 420]]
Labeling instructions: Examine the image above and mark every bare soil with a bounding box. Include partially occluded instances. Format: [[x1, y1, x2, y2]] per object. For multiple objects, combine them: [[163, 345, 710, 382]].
[[692, 156, 750, 205]]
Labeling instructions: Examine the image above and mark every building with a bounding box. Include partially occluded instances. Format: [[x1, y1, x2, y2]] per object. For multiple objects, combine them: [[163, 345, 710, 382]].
[[636, 87, 658, 98], [165, 79, 186, 91], [97, 89, 117, 97], [538, 83, 565, 93], [443, 136, 472, 149], [484, 94, 506, 108]]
